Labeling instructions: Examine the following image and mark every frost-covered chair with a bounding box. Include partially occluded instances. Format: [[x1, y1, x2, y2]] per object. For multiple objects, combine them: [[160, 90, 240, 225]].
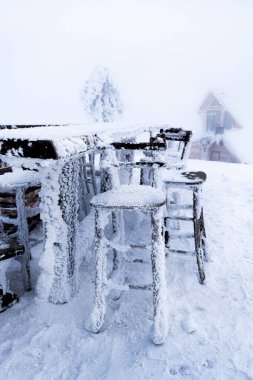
[[0, 169, 40, 311], [88, 148, 168, 344], [108, 140, 167, 188], [163, 171, 207, 284], [151, 128, 192, 170]]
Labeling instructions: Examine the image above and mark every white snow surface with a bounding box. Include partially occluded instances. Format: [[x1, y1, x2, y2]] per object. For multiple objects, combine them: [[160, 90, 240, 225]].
[[223, 129, 253, 164], [0, 159, 253, 379]]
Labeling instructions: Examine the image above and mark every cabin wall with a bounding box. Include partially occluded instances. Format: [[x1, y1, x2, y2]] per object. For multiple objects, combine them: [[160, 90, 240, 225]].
[[189, 140, 240, 163], [189, 141, 201, 159], [207, 142, 240, 163]]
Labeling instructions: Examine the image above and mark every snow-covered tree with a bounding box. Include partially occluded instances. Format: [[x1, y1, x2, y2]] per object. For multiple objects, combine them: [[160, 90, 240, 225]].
[[81, 66, 123, 122]]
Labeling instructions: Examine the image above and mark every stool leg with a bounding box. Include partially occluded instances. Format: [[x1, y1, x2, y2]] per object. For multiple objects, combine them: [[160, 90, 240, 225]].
[[150, 208, 168, 345], [88, 152, 98, 195], [89, 208, 108, 333], [193, 189, 205, 284]]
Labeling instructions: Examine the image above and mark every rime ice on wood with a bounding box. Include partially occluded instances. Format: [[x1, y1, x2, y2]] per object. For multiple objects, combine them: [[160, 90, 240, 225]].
[[100, 148, 120, 192], [37, 157, 82, 303], [150, 207, 169, 345]]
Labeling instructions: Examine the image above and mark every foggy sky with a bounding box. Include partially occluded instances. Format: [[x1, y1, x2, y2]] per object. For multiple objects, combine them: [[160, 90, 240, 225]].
[[0, 0, 252, 137]]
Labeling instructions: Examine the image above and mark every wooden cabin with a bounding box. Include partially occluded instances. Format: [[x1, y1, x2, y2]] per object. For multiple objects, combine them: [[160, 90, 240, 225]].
[[190, 92, 242, 163]]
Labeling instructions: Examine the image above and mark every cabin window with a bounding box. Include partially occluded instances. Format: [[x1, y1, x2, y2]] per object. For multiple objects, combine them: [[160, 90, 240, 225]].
[[206, 110, 220, 131], [224, 111, 234, 130]]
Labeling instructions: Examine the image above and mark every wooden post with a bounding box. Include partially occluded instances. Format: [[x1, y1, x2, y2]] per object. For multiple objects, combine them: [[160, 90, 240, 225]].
[[37, 157, 81, 304]]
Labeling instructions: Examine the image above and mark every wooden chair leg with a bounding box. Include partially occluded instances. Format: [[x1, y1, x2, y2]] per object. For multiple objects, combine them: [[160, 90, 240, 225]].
[[200, 208, 208, 262], [89, 208, 108, 333], [150, 208, 168, 344], [112, 211, 118, 271], [193, 190, 205, 285]]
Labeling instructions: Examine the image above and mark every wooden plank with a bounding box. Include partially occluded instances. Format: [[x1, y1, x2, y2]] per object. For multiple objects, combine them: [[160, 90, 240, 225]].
[[0, 139, 58, 159], [0, 242, 24, 261]]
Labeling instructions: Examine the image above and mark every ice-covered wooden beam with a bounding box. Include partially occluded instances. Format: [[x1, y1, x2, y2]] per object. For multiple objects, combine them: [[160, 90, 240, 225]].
[[0, 139, 58, 159], [0, 136, 97, 160], [0, 124, 61, 130]]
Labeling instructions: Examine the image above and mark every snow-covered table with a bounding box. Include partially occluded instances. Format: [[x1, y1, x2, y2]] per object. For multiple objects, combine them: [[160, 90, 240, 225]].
[[0, 125, 100, 304]]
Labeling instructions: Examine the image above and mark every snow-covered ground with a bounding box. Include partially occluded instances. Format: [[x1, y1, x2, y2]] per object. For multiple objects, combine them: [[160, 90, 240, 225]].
[[0, 159, 253, 380]]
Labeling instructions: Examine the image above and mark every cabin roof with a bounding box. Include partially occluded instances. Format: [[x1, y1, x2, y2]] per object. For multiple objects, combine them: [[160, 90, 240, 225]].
[[199, 92, 242, 129]]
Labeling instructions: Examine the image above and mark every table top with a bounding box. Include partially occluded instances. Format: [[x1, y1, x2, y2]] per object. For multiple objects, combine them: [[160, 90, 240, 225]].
[[0, 123, 159, 141], [0, 123, 160, 160], [0, 125, 99, 160]]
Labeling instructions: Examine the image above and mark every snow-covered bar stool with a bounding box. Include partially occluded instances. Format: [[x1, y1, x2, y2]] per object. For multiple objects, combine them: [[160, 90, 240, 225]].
[[163, 171, 207, 284], [89, 147, 168, 344], [0, 125, 98, 304]]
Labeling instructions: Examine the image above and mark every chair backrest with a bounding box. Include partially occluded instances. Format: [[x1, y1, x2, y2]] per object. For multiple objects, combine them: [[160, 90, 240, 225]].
[[151, 128, 192, 168], [99, 141, 167, 191]]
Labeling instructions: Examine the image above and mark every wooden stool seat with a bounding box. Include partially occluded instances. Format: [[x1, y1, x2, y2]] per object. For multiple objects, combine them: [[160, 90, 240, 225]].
[[90, 185, 166, 210], [163, 171, 206, 186]]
